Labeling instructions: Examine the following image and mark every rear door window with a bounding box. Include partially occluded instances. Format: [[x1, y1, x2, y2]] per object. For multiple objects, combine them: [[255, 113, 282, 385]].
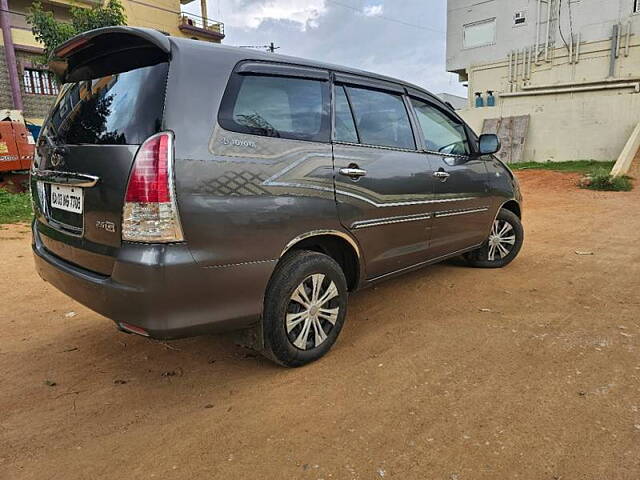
[[344, 86, 415, 150], [411, 98, 470, 155], [46, 62, 169, 145], [219, 74, 330, 142], [334, 86, 358, 143]]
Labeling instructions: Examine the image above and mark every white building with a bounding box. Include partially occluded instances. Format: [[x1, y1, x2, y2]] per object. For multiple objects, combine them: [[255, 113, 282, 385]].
[[447, 0, 640, 163]]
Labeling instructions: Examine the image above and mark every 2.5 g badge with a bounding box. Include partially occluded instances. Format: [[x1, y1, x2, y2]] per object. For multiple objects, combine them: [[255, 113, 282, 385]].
[[96, 220, 117, 233]]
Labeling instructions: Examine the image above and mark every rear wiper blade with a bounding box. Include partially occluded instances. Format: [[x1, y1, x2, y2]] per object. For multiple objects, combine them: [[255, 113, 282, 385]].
[[40, 132, 59, 149], [39, 132, 68, 156]]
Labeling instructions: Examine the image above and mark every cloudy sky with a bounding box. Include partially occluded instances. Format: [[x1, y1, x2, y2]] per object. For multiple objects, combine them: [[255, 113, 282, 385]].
[[183, 0, 466, 97]]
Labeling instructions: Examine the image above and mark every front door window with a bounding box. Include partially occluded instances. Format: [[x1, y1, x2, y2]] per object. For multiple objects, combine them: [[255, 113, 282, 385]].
[[411, 99, 470, 156]]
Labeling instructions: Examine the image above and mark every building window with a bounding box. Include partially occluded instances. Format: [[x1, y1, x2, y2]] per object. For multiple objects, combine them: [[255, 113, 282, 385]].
[[463, 18, 497, 49], [23, 69, 59, 96], [635, 0, 640, 13], [514, 11, 527, 26]]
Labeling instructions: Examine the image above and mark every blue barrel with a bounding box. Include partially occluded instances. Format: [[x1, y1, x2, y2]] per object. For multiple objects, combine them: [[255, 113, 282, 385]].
[[26, 123, 41, 140]]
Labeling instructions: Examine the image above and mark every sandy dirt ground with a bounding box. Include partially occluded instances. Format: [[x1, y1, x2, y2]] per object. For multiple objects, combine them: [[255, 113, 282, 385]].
[[1, 170, 639, 480]]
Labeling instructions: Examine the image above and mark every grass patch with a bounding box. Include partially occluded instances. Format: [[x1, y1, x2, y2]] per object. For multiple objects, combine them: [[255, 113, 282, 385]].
[[505, 160, 633, 191], [581, 168, 633, 192], [0, 189, 33, 224], [509, 160, 616, 173]]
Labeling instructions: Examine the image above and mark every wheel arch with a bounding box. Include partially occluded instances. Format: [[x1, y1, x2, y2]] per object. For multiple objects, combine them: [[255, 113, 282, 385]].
[[482, 199, 523, 239], [500, 199, 522, 219], [280, 230, 362, 291]]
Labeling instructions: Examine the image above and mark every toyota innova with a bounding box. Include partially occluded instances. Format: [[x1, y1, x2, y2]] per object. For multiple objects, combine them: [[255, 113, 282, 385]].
[[31, 27, 523, 366]]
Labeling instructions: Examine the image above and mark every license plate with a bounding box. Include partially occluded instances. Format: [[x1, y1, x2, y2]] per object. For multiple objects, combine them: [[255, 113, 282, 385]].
[[51, 184, 83, 214]]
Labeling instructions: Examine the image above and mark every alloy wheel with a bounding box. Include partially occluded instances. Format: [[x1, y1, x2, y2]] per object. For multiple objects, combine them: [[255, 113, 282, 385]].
[[487, 219, 517, 261], [286, 274, 340, 350]]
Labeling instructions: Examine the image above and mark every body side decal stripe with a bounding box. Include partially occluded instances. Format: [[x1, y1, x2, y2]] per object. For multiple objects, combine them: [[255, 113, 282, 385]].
[[434, 207, 489, 218], [266, 180, 478, 207], [351, 213, 432, 229]]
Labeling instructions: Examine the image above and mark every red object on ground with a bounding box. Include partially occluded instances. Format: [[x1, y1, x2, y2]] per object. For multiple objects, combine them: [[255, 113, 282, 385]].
[[0, 120, 35, 173]]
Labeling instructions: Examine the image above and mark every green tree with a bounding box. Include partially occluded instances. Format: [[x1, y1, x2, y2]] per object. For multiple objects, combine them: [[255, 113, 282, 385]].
[[27, 0, 126, 59]]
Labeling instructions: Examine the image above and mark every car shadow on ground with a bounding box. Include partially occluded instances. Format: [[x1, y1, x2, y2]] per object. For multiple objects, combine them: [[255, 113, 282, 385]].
[[32, 260, 456, 378], [18, 254, 499, 414]]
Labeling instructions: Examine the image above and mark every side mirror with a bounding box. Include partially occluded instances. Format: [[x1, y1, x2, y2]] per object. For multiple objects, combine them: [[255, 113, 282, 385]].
[[478, 134, 501, 155]]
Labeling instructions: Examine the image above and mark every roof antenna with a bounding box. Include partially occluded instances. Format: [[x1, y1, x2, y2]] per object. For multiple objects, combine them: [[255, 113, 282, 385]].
[[237, 42, 280, 53]]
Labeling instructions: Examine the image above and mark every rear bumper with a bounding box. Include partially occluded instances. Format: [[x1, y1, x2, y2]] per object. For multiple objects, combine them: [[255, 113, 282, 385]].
[[32, 223, 276, 339]]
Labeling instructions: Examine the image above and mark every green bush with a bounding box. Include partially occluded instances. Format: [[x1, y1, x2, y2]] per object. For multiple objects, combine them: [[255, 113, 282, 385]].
[[581, 168, 633, 192], [0, 189, 33, 224]]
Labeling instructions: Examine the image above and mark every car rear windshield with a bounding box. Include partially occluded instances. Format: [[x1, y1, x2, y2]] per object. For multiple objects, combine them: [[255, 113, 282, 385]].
[[46, 62, 169, 145]]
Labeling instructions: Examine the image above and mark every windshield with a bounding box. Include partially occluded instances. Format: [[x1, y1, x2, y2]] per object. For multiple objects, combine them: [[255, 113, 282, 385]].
[[44, 62, 169, 146]]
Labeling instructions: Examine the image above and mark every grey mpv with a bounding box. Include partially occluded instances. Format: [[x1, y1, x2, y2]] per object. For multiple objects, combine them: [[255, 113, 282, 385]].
[[31, 27, 523, 366]]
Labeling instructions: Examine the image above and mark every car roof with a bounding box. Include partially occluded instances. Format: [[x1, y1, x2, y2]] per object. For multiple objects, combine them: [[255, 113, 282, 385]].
[[53, 26, 456, 115], [168, 35, 449, 109]]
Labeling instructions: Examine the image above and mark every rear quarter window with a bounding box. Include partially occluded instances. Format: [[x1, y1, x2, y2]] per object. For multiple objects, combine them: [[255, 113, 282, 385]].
[[219, 73, 331, 142]]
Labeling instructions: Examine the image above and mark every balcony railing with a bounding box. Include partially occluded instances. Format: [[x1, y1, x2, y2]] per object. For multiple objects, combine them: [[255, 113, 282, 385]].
[[43, 0, 104, 7], [179, 13, 225, 39]]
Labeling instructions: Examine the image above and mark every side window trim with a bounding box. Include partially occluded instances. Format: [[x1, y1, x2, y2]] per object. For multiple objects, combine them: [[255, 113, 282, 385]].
[[409, 96, 472, 158], [333, 72, 404, 93], [236, 61, 330, 81], [464, 124, 481, 156], [331, 79, 418, 152], [403, 91, 426, 152], [340, 85, 361, 144]]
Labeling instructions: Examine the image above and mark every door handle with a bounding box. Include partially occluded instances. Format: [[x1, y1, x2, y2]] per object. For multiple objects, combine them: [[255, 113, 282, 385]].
[[433, 169, 450, 181], [339, 167, 367, 179]]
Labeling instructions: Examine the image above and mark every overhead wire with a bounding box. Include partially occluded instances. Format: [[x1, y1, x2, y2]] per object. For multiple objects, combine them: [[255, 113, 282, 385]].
[[324, 0, 444, 33]]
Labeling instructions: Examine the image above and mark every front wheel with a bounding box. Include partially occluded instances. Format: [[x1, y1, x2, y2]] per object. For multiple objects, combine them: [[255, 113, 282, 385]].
[[465, 208, 524, 268], [262, 251, 349, 367]]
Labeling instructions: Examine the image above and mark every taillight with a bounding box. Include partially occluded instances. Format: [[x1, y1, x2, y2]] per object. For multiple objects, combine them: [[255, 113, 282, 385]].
[[122, 132, 184, 243]]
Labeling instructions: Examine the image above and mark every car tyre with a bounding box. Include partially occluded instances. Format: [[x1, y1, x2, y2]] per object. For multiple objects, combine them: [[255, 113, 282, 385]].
[[262, 250, 348, 367], [465, 208, 524, 268]]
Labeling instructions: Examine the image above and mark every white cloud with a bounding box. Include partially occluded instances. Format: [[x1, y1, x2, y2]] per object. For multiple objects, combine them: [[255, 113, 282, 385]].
[[362, 4, 383, 17], [184, 0, 466, 96], [189, 0, 327, 30]]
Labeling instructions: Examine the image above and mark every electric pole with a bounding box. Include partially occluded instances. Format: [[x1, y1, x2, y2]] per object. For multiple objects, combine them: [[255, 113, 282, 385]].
[[237, 43, 281, 53]]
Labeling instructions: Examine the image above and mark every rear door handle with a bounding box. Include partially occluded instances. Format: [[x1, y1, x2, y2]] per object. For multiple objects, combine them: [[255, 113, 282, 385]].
[[339, 167, 367, 179], [32, 169, 100, 188], [433, 170, 450, 181]]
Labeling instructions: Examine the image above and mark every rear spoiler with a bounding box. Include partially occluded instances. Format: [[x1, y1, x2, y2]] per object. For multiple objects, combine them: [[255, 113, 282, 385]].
[[49, 27, 171, 83]]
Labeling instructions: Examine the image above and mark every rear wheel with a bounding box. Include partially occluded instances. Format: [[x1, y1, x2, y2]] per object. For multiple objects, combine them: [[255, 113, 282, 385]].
[[262, 251, 348, 367], [465, 208, 524, 268]]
